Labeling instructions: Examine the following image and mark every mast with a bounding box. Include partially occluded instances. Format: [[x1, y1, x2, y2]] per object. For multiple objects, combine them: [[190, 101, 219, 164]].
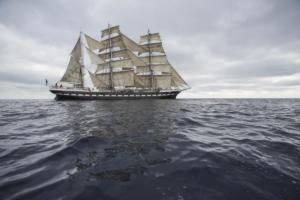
[[79, 31, 85, 87], [147, 29, 154, 90], [108, 24, 114, 90]]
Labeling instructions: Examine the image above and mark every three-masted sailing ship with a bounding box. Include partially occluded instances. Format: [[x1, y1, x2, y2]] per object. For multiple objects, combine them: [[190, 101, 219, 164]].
[[49, 25, 189, 100]]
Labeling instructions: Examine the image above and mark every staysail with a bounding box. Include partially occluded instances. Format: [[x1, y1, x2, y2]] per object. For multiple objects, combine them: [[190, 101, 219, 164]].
[[60, 37, 83, 85]]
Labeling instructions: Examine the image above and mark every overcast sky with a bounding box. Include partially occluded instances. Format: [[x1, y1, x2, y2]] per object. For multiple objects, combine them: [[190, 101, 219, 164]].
[[0, 0, 299, 99]]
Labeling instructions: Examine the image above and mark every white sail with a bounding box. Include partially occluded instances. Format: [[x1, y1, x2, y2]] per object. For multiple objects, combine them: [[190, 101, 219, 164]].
[[97, 59, 133, 72], [61, 56, 82, 84], [60, 37, 83, 84], [140, 33, 161, 44], [170, 65, 188, 87], [99, 49, 128, 60], [136, 63, 171, 74], [127, 50, 147, 66], [137, 74, 171, 89], [99, 34, 145, 53], [86, 47, 105, 64], [122, 34, 146, 52], [137, 31, 189, 89], [70, 37, 81, 58], [134, 74, 145, 87], [155, 75, 172, 88], [89, 71, 108, 88], [99, 49, 147, 67], [101, 25, 120, 38], [96, 70, 135, 88], [139, 55, 169, 64], [85, 34, 103, 50], [57, 26, 189, 92], [139, 42, 165, 53], [99, 35, 125, 52]]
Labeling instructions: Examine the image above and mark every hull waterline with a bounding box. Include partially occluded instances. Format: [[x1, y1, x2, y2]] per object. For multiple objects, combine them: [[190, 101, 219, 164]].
[[50, 89, 180, 100]]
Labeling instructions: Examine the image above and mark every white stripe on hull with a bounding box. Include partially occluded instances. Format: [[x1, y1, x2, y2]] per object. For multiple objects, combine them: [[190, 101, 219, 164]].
[[50, 89, 179, 100]]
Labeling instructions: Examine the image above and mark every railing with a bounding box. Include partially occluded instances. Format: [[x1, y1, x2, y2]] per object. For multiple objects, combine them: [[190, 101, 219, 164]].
[[50, 85, 182, 93], [50, 85, 90, 91]]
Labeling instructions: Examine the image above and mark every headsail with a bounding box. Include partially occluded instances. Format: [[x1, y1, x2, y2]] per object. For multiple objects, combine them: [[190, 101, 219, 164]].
[[60, 37, 83, 85]]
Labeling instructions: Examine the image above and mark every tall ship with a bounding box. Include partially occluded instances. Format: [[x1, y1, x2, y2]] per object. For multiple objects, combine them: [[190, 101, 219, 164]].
[[49, 25, 189, 100]]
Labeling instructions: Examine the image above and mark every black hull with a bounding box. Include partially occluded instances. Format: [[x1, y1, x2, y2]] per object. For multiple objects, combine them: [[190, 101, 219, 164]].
[[50, 89, 179, 100]]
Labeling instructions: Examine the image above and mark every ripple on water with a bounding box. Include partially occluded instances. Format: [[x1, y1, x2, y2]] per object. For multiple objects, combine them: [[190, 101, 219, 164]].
[[0, 99, 300, 200]]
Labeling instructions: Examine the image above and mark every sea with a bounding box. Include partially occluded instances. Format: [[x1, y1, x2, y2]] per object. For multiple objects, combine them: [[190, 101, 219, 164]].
[[0, 99, 300, 200]]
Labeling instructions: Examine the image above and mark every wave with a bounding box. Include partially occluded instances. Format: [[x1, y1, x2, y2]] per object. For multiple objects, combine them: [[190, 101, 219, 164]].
[[0, 99, 300, 200]]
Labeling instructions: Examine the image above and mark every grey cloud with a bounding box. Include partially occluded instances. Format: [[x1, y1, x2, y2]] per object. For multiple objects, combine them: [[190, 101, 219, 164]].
[[0, 0, 300, 98], [220, 60, 300, 78]]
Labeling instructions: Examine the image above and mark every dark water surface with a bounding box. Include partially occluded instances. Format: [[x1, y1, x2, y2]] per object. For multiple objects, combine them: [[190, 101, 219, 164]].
[[0, 99, 300, 200]]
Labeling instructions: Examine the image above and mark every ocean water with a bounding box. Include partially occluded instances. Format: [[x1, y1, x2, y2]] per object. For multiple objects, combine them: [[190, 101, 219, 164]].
[[0, 99, 300, 200]]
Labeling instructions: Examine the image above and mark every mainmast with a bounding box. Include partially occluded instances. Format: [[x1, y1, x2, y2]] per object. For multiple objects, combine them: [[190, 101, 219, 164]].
[[108, 24, 114, 90], [147, 29, 154, 90]]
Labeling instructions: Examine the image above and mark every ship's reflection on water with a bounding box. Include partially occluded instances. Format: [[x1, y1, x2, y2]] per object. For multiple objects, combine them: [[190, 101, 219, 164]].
[[63, 100, 179, 183]]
